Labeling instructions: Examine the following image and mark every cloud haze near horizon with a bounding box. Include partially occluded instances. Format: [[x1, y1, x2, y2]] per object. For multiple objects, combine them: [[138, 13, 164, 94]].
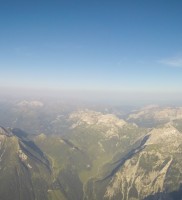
[[0, 87, 182, 106]]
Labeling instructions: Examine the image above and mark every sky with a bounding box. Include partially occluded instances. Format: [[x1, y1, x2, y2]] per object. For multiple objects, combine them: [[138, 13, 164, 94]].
[[0, 0, 182, 102]]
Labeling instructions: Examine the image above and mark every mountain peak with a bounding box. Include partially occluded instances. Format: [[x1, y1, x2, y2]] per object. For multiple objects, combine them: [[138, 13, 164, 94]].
[[146, 123, 182, 146], [69, 109, 126, 128]]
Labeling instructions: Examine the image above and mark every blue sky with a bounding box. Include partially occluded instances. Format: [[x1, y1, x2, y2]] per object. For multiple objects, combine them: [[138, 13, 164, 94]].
[[0, 0, 182, 96]]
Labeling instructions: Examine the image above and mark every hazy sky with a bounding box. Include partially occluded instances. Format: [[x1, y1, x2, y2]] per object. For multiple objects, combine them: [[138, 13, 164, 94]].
[[0, 0, 182, 95]]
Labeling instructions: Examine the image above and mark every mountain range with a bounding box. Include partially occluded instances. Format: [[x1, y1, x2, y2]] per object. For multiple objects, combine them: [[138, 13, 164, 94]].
[[1, 101, 182, 199]]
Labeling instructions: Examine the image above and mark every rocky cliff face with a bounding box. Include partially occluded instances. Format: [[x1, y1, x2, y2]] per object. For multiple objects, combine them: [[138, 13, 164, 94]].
[[102, 124, 182, 200], [0, 127, 51, 200]]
